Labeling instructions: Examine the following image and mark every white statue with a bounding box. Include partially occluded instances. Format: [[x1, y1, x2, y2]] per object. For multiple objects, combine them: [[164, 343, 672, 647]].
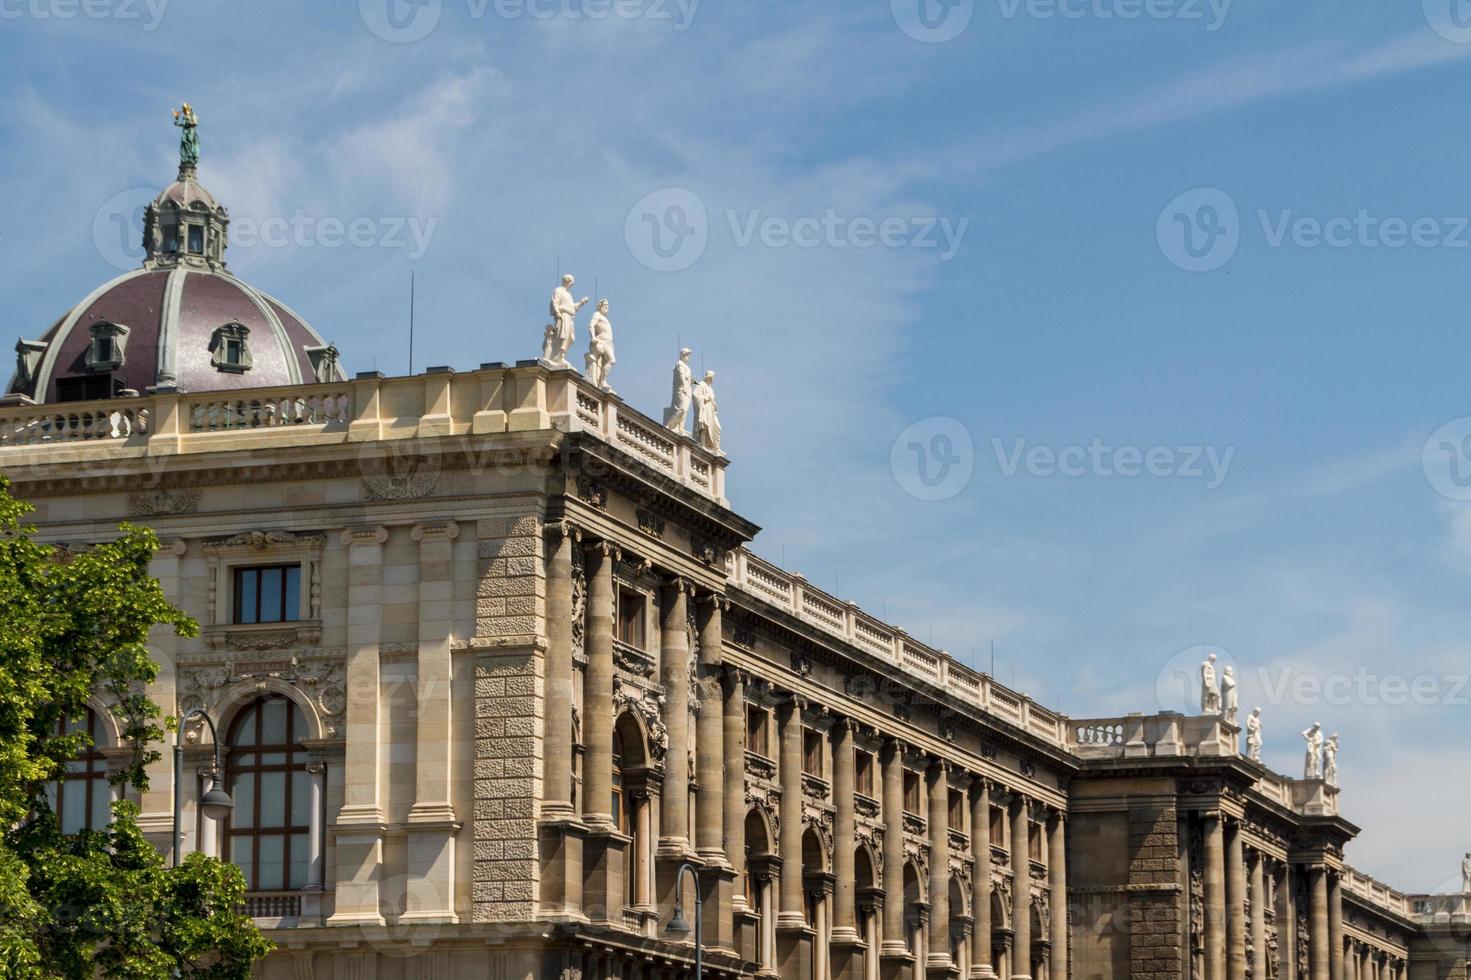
[[693, 369, 722, 454], [1200, 653, 1221, 715], [1461, 853, 1470, 894], [1221, 665, 1239, 725], [583, 299, 615, 391], [1302, 722, 1323, 779], [1244, 707, 1262, 762], [663, 348, 693, 432], [1323, 733, 1339, 788], [542, 274, 589, 369]]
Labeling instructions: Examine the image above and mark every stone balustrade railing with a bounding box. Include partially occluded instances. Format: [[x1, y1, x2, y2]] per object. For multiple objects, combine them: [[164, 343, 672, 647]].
[[1408, 892, 1471, 923], [1341, 868, 1411, 920], [1067, 712, 1236, 759], [727, 549, 1069, 748], [0, 364, 729, 505]]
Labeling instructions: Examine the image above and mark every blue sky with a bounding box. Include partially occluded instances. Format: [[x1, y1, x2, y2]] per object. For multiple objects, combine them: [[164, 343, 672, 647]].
[[3, 0, 1470, 890]]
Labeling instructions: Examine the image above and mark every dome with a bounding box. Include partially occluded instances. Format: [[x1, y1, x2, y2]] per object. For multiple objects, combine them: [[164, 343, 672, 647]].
[[6, 104, 345, 405]]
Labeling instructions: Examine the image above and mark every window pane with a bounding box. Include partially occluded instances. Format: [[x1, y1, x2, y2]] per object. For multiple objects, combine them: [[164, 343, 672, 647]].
[[238, 570, 258, 624], [290, 770, 312, 827], [231, 836, 254, 888], [257, 835, 284, 890], [289, 833, 310, 890], [260, 699, 287, 744], [231, 773, 255, 829], [90, 781, 112, 830], [283, 567, 301, 621], [259, 568, 283, 623], [259, 752, 287, 766], [258, 771, 286, 828], [61, 782, 87, 834]]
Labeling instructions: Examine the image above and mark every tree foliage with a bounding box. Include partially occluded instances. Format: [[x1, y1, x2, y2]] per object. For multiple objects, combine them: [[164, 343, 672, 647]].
[[0, 479, 272, 978]]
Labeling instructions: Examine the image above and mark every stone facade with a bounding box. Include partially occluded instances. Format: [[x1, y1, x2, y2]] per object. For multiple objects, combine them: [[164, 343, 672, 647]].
[[2, 364, 1467, 980]]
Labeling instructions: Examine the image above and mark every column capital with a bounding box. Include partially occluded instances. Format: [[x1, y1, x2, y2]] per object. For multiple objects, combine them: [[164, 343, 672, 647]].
[[341, 524, 389, 546], [930, 757, 952, 776], [696, 590, 730, 609], [583, 538, 621, 560], [662, 574, 696, 595], [411, 520, 460, 542], [543, 518, 583, 542]]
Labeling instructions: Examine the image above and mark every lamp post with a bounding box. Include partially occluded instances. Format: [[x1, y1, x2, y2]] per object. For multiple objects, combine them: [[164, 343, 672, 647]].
[[173, 707, 233, 867], [665, 861, 704, 980]]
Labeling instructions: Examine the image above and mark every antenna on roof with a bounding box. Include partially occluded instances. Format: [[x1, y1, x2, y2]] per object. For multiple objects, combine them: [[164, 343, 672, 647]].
[[407, 271, 416, 375], [990, 639, 996, 677]]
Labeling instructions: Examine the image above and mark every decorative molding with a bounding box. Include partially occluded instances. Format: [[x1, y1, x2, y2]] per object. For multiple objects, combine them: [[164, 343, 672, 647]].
[[636, 509, 666, 539], [576, 477, 608, 510], [127, 488, 199, 517], [690, 534, 725, 567]]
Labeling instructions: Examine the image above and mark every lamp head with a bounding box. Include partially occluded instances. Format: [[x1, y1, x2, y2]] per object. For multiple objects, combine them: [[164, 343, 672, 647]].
[[200, 779, 234, 821]]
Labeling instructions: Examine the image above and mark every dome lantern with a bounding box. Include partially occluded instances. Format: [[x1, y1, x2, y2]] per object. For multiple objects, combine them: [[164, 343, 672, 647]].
[[142, 104, 230, 273]]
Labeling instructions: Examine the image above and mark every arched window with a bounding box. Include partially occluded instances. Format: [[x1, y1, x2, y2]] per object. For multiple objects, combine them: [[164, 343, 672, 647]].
[[745, 809, 777, 971], [855, 847, 880, 980], [46, 707, 111, 834], [612, 713, 649, 908], [225, 695, 311, 892]]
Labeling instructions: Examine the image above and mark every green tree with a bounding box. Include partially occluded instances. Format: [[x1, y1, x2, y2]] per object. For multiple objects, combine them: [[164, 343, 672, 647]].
[[0, 479, 272, 978]]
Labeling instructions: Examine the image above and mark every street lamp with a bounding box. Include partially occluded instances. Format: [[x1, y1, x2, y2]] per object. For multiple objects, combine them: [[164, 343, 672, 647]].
[[665, 861, 703, 980], [173, 707, 233, 867]]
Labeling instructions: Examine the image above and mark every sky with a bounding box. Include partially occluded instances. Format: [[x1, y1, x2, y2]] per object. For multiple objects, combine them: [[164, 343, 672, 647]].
[[2, 0, 1469, 891]]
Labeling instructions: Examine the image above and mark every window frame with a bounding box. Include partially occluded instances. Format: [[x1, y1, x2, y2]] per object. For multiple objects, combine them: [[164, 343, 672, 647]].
[[223, 695, 312, 893], [49, 708, 111, 834], [802, 728, 824, 777], [231, 563, 304, 625], [747, 704, 770, 758], [854, 749, 875, 797], [616, 588, 647, 649], [902, 770, 922, 815]]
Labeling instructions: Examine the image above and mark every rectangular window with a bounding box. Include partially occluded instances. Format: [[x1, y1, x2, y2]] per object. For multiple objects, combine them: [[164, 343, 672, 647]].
[[1029, 821, 1043, 862], [855, 750, 874, 797], [949, 789, 965, 831], [233, 565, 302, 624], [617, 590, 645, 648], [802, 729, 823, 777], [903, 771, 921, 814], [188, 225, 204, 253], [747, 705, 769, 757], [225, 338, 243, 364], [989, 805, 1005, 847]]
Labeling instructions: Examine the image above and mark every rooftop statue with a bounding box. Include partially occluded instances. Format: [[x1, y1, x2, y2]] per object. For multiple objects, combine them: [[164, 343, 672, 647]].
[[1462, 853, 1470, 894], [1200, 652, 1221, 715], [1245, 707, 1262, 762], [1302, 722, 1323, 780], [1221, 665, 1239, 725], [584, 299, 615, 392], [663, 348, 693, 432], [693, 370, 721, 455], [1323, 733, 1339, 788], [542, 274, 588, 369], [173, 103, 200, 169]]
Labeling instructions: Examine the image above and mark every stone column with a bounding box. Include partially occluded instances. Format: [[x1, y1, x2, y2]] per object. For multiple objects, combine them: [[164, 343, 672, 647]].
[[1281, 864, 1297, 980], [928, 759, 954, 973], [1047, 810, 1067, 980], [1204, 813, 1227, 980], [543, 522, 577, 814], [1226, 820, 1246, 980], [404, 520, 461, 923], [777, 696, 807, 929], [327, 525, 388, 926], [832, 718, 860, 943], [1328, 873, 1343, 980], [723, 667, 748, 911], [658, 578, 693, 856], [582, 542, 617, 829], [1010, 796, 1031, 980], [695, 594, 735, 953], [1249, 851, 1267, 980], [301, 760, 326, 921], [1310, 867, 1330, 980], [882, 738, 909, 957], [972, 780, 996, 979]]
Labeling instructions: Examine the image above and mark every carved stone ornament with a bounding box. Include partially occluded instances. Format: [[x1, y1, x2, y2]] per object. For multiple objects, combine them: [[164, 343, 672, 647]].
[[128, 488, 200, 517], [570, 545, 587, 666], [576, 477, 608, 510], [636, 509, 666, 539], [612, 676, 667, 762], [178, 655, 346, 739], [690, 535, 724, 567]]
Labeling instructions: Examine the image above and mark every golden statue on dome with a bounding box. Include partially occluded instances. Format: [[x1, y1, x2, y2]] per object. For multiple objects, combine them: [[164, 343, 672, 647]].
[[172, 103, 199, 169]]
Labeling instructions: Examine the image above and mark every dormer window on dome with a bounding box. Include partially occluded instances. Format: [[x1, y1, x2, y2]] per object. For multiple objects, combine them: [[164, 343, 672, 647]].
[[85, 321, 129, 373], [210, 322, 252, 373]]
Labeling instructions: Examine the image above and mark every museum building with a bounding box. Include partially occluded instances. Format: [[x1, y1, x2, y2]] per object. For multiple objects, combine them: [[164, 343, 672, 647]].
[[1, 123, 1467, 980]]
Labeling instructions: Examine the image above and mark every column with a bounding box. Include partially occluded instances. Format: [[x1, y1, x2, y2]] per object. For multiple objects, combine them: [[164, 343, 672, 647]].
[[1310, 867, 1330, 980], [1010, 796, 1031, 980], [1226, 820, 1246, 980], [327, 525, 388, 926], [723, 667, 748, 910], [778, 696, 807, 929], [882, 739, 910, 957], [301, 760, 326, 921], [658, 579, 693, 856], [928, 760, 954, 973], [404, 520, 461, 923], [1282, 865, 1297, 980], [543, 522, 576, 813], [1204, 813, 1227, 980], [972, 780, 996, 979], [582, 542, 616, 828], [1249, 852, 1266, 980], [832, 719, 860, 943], [696, 594, 735, 952], [1328, 873, 1343, 980], [1047, 811, 1067, 980]]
